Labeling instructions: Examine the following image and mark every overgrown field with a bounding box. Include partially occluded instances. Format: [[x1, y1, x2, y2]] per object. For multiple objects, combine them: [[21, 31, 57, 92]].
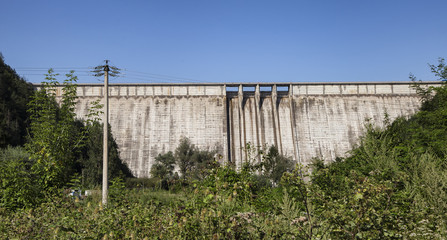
[[1, 156, 446, 239]]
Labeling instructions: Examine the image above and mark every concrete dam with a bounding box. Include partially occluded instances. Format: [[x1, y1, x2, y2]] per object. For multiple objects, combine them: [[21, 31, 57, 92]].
[[63, 82, 437, 178]]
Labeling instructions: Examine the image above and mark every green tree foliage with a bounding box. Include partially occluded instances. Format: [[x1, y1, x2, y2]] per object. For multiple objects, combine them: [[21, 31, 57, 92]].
[[309, 58, 447, 236], [150, 151, 176, 179], [175, 137, 219, 180], [0, 54, 34, 147], [149, 151, 177, 190], [175, 137, 196, 178], [0, 64, 132, 209], [0, 66, 133, 206], [0, 147, 39, 209], [242, 143, 294, 185], [25, 70, 132, 192], [149, 137, 218, 189], [25, 70, 82, 192], [79, 121, 133, 188], [258, 145, 294, 184]]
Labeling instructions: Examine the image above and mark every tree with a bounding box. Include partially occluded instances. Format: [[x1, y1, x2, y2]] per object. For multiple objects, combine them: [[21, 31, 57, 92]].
[[80, 121, 133, 188], [259, 145, 294, 184], [25, 69, 82, 192], [174, 137, 218, 180], [175, 137, 196, 178], [410, 57, 447, 108], [0, 53, 34, 148], [150, 151, 176, 179]]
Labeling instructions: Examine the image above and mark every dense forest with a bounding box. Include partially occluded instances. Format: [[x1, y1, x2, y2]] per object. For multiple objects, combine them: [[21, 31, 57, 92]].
[[0, 53, 34, 148], [1, 55, 446, 239]]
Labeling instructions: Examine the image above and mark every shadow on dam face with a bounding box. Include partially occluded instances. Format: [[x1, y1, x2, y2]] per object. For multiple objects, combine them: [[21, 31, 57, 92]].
[[40, 81, 440, 178]]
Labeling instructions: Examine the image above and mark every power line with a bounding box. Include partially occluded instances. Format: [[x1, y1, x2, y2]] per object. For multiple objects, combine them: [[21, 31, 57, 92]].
[[121, 73, 198, 83], [13, 66, 206, 83], [123, 69, 203, 83], [119, 75, 185, 83], [120, 70, 206, 83], [20, 73, 91, 76], [15, 67, 90, 69]]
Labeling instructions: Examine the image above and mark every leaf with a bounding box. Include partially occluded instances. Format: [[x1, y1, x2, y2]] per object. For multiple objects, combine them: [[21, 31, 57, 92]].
[[354, 192, 363, 201]]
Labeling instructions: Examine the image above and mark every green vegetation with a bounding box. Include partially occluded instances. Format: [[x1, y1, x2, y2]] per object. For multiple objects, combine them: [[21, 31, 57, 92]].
[[79, 121, 133, 188], [1, 57, 447, 239], [0, 55, 131, 209], [0, 147, 36, 209], [0, 53, 34, 148], [256, 145, 294, 184], [175, 137, 219, 180], [151, 151, 176, 180], [25, 69, 83, 192]]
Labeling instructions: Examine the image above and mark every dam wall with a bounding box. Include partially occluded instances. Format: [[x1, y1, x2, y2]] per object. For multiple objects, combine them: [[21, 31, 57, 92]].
[[44, 82, 440, 178], [72, 84, 227, 178], [226, 83, 426, 168]]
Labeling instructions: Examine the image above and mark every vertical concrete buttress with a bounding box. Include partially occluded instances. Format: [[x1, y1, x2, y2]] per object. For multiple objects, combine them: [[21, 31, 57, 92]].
[[254, 85, 263, 163], [222, 86, 229, 164], [228, 93, 236, 164], [238, 84, 245, 167], [271, 85, 283, 153], [288, 85, 300, 164]]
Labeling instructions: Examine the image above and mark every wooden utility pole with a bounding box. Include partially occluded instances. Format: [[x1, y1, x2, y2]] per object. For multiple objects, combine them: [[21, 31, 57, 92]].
[[92, 60, 120, 207]]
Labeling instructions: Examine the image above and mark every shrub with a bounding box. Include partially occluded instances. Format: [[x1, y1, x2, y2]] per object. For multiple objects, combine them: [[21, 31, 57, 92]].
[[0, 147, 40, 209]]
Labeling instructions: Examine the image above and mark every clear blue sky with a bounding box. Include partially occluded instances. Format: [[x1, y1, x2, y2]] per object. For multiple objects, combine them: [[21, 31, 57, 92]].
[[1, 0, 446, 83]]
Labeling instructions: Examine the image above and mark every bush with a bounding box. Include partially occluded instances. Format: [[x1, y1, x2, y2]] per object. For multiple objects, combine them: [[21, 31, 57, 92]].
[[0, 147, 40, 209], [125, 177, 159, 189]]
